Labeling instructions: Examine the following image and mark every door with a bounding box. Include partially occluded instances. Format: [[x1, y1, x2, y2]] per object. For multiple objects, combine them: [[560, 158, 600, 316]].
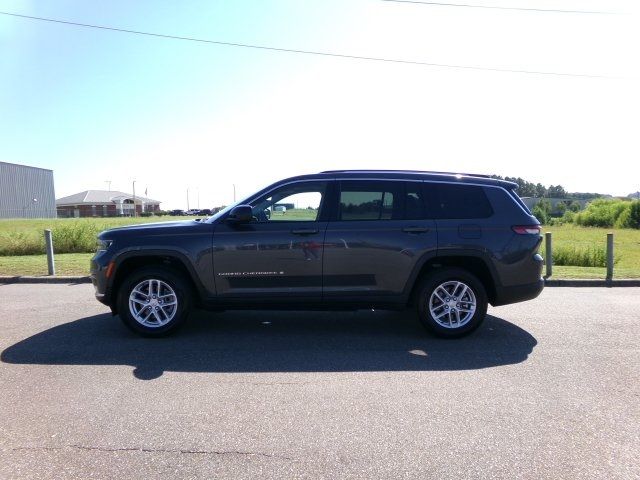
[[323, 180, 437, 302], [213, 180, 329, 301]]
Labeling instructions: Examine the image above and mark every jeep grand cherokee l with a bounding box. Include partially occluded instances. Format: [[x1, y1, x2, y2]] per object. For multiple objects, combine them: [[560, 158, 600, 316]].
[[91, 170, 544, 338]]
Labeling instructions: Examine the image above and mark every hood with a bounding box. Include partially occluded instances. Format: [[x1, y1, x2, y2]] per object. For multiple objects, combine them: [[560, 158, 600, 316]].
[[99, 220, 203, 238]]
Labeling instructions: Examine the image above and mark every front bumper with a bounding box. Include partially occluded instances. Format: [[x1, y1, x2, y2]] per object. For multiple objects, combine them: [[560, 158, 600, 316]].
[[90, 252, 112, 307]]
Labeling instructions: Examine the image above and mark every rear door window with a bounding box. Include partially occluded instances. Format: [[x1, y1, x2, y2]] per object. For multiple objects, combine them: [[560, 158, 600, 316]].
[[338, 181, 403, 221], [404, 182, 428, 220]]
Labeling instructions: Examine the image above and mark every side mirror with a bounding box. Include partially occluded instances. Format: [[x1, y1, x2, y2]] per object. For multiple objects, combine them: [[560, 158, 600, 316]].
[[227, 205, 253, 224]]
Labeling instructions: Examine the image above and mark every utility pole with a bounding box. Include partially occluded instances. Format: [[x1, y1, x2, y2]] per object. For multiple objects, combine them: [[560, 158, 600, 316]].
[[132, 180, 136, 218], [186, 188, 190, 211], [197, 189, 200, 209], [105, 180, 111, 191], [233, 184, 236, 203]]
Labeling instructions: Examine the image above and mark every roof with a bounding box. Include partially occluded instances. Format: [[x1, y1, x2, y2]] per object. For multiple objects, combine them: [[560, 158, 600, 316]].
[[56, 190, 161, 205], [0, 161, 53, 172]]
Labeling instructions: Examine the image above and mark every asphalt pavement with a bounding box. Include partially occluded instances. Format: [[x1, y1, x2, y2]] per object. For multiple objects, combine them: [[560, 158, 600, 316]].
[[0, 284, 638, 479]]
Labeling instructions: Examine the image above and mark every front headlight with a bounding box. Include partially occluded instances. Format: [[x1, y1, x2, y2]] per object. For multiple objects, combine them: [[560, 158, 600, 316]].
[[96, 239, 113, 252]]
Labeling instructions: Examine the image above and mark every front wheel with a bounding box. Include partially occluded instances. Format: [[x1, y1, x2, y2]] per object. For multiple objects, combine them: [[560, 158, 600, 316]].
[[416, 268, 488, 338], [117, 267, 192, 337]]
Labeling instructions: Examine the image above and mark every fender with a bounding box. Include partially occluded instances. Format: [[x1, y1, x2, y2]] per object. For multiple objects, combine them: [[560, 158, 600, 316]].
[[401, 248, 500, 303], [106, 247, 209, 306]]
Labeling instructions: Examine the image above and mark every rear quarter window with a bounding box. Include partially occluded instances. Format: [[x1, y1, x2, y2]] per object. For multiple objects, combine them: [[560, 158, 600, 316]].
[[430, 184, 493, 219]]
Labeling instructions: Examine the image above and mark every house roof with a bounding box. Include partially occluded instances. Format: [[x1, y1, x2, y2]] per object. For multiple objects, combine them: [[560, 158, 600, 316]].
[[56, 190, 161, 205]]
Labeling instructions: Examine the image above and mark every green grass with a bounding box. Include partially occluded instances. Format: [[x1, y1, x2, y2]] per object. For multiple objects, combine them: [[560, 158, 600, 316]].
[[0, 216, 187, 256], [551, 266, 640, 279], [268, 208, 318, 221], [1, 220, 639, 279], [0, 253, 92, 276], [540, 225, 640, 278]]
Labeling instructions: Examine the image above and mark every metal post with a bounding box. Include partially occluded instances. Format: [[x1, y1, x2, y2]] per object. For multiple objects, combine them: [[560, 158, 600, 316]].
[[44, 229, 55, 276], [606, 233, 614, 281], [132, 180, 137, 218], [544, 232, 552, 278]]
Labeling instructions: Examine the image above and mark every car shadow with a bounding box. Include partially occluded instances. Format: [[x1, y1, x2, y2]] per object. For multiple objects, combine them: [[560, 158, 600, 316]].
[[1, 310, 537, 380]]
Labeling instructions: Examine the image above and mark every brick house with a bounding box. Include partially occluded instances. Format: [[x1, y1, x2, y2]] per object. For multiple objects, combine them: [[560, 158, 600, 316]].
[[56, 190, 161, 218]]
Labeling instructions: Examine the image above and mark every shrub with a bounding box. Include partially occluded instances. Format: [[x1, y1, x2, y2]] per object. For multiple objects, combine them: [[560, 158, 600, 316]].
[[532, 202, 550, 225], [560, 210, 576, 224], [568, 201, 582, 212], [614, 201, 640, 229], [555, 202, 567, 215], [551, 245, 619, 268], [52, 222, 102, 254], [573, 199, 633, 228], [0, 231, 44, 256]]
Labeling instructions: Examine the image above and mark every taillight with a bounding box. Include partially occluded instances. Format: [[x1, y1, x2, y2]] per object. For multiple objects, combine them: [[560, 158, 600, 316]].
[[512, 225, 542, 235]]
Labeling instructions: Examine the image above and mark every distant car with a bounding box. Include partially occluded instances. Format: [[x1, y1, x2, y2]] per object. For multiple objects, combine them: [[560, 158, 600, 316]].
[[197, 209, 212, 216], [169, 209, 185, 216], [91, 170, 544, 338], [185, 209, 200, 216]]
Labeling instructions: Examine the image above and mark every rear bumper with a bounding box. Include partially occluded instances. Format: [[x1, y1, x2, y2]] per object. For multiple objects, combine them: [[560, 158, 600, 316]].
[[492, 278, 544, 307]]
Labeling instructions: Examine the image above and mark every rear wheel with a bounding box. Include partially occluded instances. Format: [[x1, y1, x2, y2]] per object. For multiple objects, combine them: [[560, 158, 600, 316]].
[[416, 268, 488, 338], [117, 267, 192, 337]]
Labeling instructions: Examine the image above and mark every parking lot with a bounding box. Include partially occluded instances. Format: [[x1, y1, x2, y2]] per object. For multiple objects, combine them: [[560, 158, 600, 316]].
[[0, 284, 638, 479]]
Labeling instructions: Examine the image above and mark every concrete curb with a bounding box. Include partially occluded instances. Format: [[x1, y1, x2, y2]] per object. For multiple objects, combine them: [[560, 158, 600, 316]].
[[0, 276, 91, 284], [544, 279, 640, 287], [1, 276, 639, 287]]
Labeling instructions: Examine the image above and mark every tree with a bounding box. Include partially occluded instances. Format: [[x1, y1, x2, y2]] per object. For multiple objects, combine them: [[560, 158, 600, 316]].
[[532, 199, 552, 224], [547, 185, 567, 198], [569, 201, 582, 212]]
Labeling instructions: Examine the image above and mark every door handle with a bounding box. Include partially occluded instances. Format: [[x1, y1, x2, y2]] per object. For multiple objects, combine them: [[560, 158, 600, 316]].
[[291, 228, 319, 235], [402, 227, 429, 234]]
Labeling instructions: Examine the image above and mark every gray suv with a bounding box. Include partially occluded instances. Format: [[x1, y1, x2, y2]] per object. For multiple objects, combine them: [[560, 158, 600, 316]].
[[91, 170, 544, 338]]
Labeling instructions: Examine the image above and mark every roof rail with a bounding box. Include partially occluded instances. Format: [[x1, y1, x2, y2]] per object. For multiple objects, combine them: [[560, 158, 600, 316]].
[[319, 169, 492, 178]]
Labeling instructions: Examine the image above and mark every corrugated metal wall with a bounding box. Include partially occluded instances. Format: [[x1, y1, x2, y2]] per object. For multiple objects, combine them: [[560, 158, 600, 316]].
[[0, 162, 56, 218]]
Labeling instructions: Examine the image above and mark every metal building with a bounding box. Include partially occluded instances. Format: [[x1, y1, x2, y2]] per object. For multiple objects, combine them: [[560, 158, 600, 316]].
[[0, 161, 56, 218]]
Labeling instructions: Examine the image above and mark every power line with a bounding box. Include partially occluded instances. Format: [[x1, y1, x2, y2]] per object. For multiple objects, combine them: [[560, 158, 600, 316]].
[[0, 11, 608, 78], [380, 0, 614, 14]]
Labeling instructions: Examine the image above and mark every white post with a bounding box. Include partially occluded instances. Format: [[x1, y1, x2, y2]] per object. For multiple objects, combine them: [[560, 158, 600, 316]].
[[544, 232, 552, 278], [606, 233, 614, 282], [132, 180, 137, 218], [44, 229, 55, 276]]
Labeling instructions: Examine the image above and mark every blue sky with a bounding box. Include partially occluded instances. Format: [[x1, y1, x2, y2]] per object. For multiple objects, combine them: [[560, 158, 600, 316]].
[[1, 0, 638, 208]]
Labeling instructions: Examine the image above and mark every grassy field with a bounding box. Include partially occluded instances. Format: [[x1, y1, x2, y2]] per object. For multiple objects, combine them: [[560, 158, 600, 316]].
[[0, 253, 92, 276], [0, 220, 638, 278], [0, 216, 187, 256], [540, 225, 640, 278]]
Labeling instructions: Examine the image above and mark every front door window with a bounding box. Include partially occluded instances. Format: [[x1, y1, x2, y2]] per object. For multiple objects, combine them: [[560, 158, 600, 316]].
[[250, 181, 326, 222]]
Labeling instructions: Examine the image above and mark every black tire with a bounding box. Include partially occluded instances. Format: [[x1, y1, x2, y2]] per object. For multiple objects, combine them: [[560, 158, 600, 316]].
[[416, 267, 488, 338], [117, 266, 192, 337]]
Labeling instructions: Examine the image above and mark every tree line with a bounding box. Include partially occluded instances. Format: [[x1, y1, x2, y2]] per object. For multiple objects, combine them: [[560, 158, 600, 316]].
[[489, 175, 605, 200]]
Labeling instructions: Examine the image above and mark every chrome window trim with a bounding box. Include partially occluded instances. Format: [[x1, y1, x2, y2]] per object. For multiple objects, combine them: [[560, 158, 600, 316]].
[[209, 176, 532, 222]]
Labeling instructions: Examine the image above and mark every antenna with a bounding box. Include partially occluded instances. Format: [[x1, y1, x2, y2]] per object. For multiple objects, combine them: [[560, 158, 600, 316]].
[[105, 180, 111, 191]]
